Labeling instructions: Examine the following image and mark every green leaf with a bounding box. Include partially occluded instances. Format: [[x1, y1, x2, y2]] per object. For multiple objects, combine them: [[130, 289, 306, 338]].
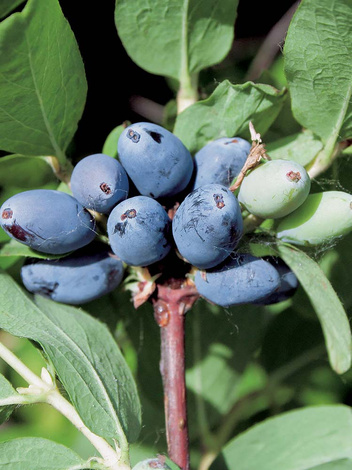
[[0, 270, 142, 444], [103, 124, 127, 158], [0, 155, 57, 190], [284, 0, 352, 144], [0, 437, 87, 469], [0, 238, 70, 259], [266, 130, 323, 167], [210, 405, 352, 470], [276, 243, 352, 374], [173, 80, 287, 154], [115, 0, 238, 81], [0, 0, 25, 19], [0, 0, 87, 160], [0, 372, 19, 424]]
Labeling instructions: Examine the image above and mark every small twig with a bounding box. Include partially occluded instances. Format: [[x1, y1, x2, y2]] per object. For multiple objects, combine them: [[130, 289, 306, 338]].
[[245, 1, 300, 81], [129, 95, 165, 124], [0, 341, 48, 390], [153, 282, 199, 470], [229, 122, 270, 191]]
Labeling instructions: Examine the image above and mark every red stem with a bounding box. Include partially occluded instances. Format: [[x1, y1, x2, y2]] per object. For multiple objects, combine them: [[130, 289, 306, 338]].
[[153, 282, 199, 470]]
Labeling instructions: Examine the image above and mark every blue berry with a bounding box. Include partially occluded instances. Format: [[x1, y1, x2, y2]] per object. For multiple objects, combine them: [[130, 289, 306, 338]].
[[193, 137, 250, 189], [194, 253, 281, 307], [0, 189, 96, 254], [107, 196, 171, 266], [20, 244, 124, 304], [117, 122, 194, 198], [255, 257, 298, 305], [172, 184, 243, 269], [70, 153, 129, 214]]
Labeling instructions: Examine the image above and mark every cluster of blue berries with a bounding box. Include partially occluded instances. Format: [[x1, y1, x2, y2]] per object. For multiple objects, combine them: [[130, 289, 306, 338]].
[[0, 121, 306, 307]]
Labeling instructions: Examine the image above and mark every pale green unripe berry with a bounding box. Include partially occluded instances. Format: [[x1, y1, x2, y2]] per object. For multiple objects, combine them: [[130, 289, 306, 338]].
[[238, 159, 311, 219], [276, 191, 352, 246], [132, 458, 172, 470]]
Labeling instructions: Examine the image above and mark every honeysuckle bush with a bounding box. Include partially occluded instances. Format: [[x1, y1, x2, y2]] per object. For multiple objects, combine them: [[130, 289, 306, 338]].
[[1, 0, 352, 469]]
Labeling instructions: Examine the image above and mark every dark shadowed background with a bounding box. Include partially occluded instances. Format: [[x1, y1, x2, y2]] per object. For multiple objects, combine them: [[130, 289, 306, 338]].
[[58, 0, 299, 159]]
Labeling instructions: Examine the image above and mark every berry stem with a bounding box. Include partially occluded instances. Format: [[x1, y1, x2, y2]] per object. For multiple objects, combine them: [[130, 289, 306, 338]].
[[153, 282, 199, 470], [177, 72, 199, 114], [45, 155, 73, 185]]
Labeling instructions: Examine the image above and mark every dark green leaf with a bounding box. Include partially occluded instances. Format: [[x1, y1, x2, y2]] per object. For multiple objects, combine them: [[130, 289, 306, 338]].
[[211, 405, 352, 470], [185, 299, 268, 440], [115, 0, 238, 81], [0, 0, 87, 160], [0, 270, 142, 444], [173, 80, 287, 153], [0, 437, 87, 469], [0, 0, 25, 19], [186, 300, 265, 401], [259, 308, 328, 384], [276, 243, 352, 374]]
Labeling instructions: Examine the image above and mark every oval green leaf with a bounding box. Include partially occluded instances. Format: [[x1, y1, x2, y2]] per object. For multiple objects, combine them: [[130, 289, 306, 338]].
[[284, 0, 352, 143], [211, 405, 352, 470], [0, 0, 87, 160], [115, 0, 238, 81], [0, 437, 87, 469], [0, 270, 142, 444]]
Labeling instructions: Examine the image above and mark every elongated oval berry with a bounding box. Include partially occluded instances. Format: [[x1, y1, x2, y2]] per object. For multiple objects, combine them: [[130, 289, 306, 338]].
[[194, 253, 281, 307], [118, 122, 194, 198], [0, 190, 96, 254], [107, 196, 171, 266], [21, 244, 124, 305], [276, 191, 352, 246], [193, 137, 251, 189], [172, 184, 243, 269], [254, 256, 298, 305], [70, 153, 129, 213], [238, 159, 311, 219]]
